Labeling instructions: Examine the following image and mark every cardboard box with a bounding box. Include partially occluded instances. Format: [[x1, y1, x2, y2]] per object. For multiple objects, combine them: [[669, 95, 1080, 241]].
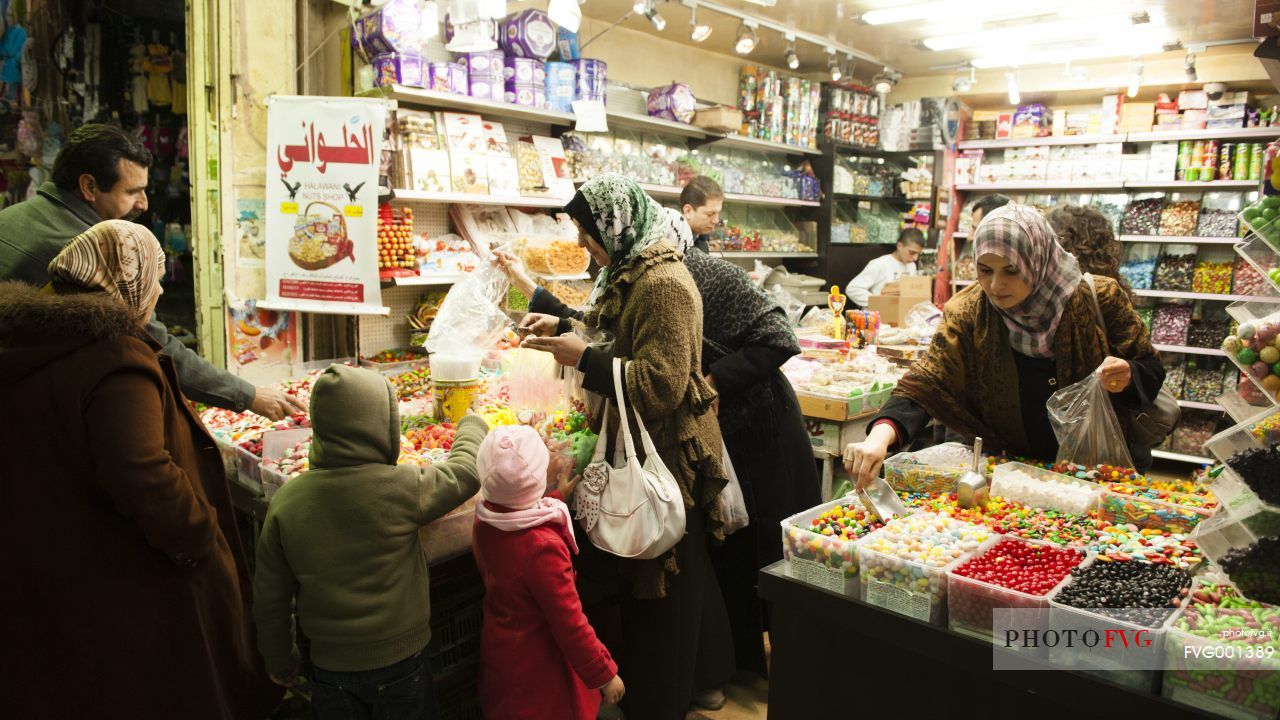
[[693, 106, 744, 133], [880, 274, 933, 296], [798, 393, 854, 422], [868, 293, 931, 327]]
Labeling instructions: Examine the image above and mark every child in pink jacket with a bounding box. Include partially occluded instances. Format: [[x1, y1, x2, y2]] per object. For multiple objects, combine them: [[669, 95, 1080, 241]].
[[471, 425, 624, 720]]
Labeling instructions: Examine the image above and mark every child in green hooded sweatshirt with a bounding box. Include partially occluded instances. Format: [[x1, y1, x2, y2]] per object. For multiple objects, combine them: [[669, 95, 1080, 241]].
[[252, 364, 489, 719]]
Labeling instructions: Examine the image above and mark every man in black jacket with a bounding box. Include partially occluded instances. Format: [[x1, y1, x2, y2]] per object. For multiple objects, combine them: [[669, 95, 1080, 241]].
[[0, 124, 304, 419]]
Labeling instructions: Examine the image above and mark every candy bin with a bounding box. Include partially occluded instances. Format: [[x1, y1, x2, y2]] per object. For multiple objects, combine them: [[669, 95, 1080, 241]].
[[1240, 194, 1280, 251], [1097, 485, 1214, 535], [1121, 193, 1165, 236], [1159, 193, 1202, 237], [1183, 358, 1226, 402], [1191, 245, 1234, 296], [946, 537, 1085, 644], [360, 347, 428, 373], [1047, 559, 1193, 692], [1196, 192, 1242, 237], [1201, 407, 1280, 540], [780, 498, 891, 597], [1162, 581, 1280, 720], [1219, 312, 1280, 404], [857, 513, 994, 626], [1235, 234, 1280, 296], [881, 442, 976, 495], [1171, 408, 1221, 457], [990, 462, 1102, 515], [1154, 243, 1197, 292], [1090, 193, 1127, 234], [1163, 355, 1186, 398], [1152, 303, 1193, 346], [1120, 243, 1159, 290]]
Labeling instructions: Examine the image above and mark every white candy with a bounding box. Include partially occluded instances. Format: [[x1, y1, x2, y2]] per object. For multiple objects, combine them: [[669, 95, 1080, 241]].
[[991, 468, 1098, 515]]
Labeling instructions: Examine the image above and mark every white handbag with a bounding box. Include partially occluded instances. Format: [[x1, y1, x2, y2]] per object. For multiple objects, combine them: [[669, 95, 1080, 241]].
[[573, 357, 686, 560]]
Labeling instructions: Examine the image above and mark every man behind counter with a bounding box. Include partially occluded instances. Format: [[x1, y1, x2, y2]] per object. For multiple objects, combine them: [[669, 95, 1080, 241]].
[[844, 227, 925, 308], [0, 123, 304, 419], [680, 175, 724, 253]]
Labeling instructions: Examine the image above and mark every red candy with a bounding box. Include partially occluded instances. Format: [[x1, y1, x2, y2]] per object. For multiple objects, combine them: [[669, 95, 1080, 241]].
[[951, 538, 1084, 596]]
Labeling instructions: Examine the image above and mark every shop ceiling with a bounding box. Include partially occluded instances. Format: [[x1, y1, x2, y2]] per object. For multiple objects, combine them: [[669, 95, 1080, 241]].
[[576, 0, 1257, 77]]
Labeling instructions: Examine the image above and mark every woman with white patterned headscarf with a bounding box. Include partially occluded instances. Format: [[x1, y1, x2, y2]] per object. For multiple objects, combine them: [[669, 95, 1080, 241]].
[[0, 220, 281, 718], [843, 203, 1166, 489]]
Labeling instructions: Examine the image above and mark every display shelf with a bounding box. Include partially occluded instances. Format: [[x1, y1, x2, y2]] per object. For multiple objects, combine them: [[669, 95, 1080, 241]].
[[1152, 344, 1227, 357], [827, 142, 932, 159], [383, 274, 468, 287], [713, 251, 820, 259], [1217, 389, 1274, 424], [834, 192, 914, 205], [955, 181, 1126, 192], [1151, 449, 1214, 465], [1125, 126, 1280, 143], [1177, 399, 1225, 412], [1125, 180, 1259, 191], [605, 109, 708, 139], [957, 135, 1123, 150], [364, 85, 576, 127], [391, 189, 569, 208], [703, 133, 822, 156], [1133, 288, 1280, 303], [724, 193, 822, 207], [1118, 235, 1242, 245]]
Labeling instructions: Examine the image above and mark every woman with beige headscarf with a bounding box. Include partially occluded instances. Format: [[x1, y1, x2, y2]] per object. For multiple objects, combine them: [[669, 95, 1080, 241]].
[[0, 220, 281, 719]]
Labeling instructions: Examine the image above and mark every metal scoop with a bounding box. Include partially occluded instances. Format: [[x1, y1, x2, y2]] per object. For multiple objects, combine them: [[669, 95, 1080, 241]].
[[858, 476, 907, 523], [956, 437, 988, 508]]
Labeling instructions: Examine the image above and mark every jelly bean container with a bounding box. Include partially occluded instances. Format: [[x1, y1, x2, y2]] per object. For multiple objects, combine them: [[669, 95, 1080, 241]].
[[779, 497, 892, 598], [857, 514, 994, 626], [946, 536, 1087, 645], [421, 497, 479, 564], [259, 428, 313, 502], [1161, 581, 1280, 720], [359, 353, 430, 375], [1045, 559, 1191, 694], [1097, 488, 1214, 535], [1203, 407, 1280, 537], [882, 441, 976, 495], [991, 462, 1103, 516], [1239, 194, 1280, 251], [234, 443, 265, 494]]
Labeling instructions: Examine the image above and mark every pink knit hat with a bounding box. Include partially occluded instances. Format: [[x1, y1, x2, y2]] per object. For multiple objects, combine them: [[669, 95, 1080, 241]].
[[477, 425, 550, 509]]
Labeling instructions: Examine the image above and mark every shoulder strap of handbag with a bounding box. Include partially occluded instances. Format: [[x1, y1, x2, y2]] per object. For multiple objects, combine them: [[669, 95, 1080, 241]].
[[1083, 273, 1111, 354], [610, 357, 640, 461], [619, 359, 666, 462]]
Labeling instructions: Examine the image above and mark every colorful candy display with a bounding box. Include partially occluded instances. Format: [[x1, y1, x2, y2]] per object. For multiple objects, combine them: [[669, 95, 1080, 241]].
[[1152, 304, 1193, 346], [1154, 251, 1196, 292], [1227, 445, 1280, 506], [782, 500, 886, 596], [948, 538, 1085, 637], [1192, 260, 1233, 296], [1222, 319, 1280, 401], [1054, 562, 1192, 628], [1086, 524, 1203, 569], [1098, 488, 1214, 534], [858, 514, 992, 624], [990, 464, 1100, 515], [900, 492, 1103, 547]]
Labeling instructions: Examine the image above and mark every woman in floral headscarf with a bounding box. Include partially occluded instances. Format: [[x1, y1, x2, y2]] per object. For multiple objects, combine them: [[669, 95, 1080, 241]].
[[0, 220, 280, 719], [844, 203, 1165, 488], [521, 174, 735, 720]]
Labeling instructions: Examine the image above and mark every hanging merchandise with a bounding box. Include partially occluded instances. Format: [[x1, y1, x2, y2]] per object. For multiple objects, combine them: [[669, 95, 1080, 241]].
[[0, 22, 25, 101], [143, 43, 174, 107], [16, 110, 38, 158], [176, 126, 189, 159], [129, 43, 149, 114], [155, 125, 175, 159], [171, 49, 187, 115]]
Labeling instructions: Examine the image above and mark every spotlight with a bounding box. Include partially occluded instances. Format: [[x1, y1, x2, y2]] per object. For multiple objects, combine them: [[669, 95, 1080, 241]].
[[1006, 69, 1020, 105], [784, 33, 799, 70], [1184, 52, 1197, 82], [633, 0, 647, 13], [735, 20, 759, 54], [1127, 59, 1144, 98], [872, 68, 899, 95], [689, 4, 711, 42], [827, 48, 842, 81], [952, 64, 975, 92], [646, 6, 666, 31]]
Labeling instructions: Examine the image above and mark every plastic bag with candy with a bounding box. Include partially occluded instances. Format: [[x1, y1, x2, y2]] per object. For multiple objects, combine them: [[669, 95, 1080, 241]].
[[426, 260, 511, 355], [1047, 369, 1135, 469], [717, 447, 750, 535]]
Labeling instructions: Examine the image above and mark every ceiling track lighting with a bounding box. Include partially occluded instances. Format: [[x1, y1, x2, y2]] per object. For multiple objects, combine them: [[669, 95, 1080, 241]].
[[872, 68, 900, 96], [952, 63, 975, 92], [1127, 58, 1144, 98], [735, 19, 759, 55], [827, 47, 842, 81], [784, 33, 799, 70], [1184, 52, 1198, 82], [1006, 69, 1020, 105], [640, 0, 666, 31], [688, 3, 712, 42]]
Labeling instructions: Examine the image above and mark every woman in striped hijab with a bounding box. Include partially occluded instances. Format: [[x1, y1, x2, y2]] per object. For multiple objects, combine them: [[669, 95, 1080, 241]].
[[843, 203, 1166, 487], [48, 219, 165, 325]]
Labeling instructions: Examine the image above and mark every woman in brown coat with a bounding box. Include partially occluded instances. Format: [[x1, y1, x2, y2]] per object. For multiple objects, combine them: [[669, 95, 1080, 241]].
[[522, 174, 735, 720], [0, 220, 280, 719]]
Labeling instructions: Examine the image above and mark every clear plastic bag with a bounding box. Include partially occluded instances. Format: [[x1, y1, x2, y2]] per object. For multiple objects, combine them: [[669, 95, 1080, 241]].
[[768, 284, 807, 326], [426, 260, 511, 355], [1047, 369, 1135, 468], [504, 348, 561, 416], [718, 447, 750, 535]]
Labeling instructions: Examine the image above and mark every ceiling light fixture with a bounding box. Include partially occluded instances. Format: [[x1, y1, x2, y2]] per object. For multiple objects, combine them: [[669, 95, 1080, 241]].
[[1184, 52, 1197, 82], [952, 64, 975, 92], [784, 33, 799, 69], [827, 47, 843, 81], [688, 3, 712, 41], [1006, 69, 1020, 105], [872, 68, 899, 95], [922, 12, 1157, 52], [969, 27, 1173, 69], [735, 19, 759, 55], [1127, 58, 1144, 98], [633, 0, 647, 14], [643, 1, 666, 31]]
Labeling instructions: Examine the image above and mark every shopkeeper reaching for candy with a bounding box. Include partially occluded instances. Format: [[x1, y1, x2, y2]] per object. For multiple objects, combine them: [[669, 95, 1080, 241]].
[[844, 203, 1165, 490], [0, 123, 304, 420]]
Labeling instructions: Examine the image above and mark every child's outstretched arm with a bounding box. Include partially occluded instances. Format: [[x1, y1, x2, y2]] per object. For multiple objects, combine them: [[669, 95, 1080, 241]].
[[526, 535, 619, 691], [252, 511, 300, 683], [415, 414, 489, 525]]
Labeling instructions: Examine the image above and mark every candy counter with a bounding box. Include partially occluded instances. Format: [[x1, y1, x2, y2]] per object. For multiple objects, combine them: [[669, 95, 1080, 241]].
[[766, 432, 1278, 719]]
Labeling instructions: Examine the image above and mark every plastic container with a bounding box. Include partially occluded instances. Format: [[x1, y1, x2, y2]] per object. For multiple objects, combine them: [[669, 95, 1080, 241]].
[[1235, 234, 1280, 296], [234, 444, 264, 494], [946, 537, 1084, 644], [857, 514, 994, 626], [359, 353, 430, 374], [882, 442, 975, 495], [1239, 194, 1280, 250], [1097, 488, 1214, 535], [421, 498, 478, 564], [990, 462, 1103, 515], [779, 498, 888, 597]]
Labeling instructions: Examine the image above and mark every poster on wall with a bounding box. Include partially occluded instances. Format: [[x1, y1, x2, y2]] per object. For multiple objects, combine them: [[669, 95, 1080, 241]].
[[263, 95, 389, 315], [225, 296, 299, 384]]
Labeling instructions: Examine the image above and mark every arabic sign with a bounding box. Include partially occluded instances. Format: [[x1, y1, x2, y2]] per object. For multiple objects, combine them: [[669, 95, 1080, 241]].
[[264, 95, 389, 316]]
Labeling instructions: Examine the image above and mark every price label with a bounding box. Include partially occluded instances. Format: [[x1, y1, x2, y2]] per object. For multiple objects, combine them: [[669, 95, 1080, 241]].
[[280, 202, 299, 215], [344, 205, 364, 218]]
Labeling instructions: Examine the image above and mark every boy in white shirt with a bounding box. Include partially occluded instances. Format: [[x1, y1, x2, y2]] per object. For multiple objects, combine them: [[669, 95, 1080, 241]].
[[845, 228, 925, 307]]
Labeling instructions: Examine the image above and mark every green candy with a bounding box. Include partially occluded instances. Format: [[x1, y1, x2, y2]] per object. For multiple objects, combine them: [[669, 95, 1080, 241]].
[[1238, 348, 1260, 365]]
